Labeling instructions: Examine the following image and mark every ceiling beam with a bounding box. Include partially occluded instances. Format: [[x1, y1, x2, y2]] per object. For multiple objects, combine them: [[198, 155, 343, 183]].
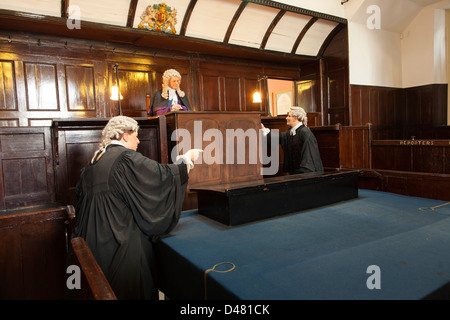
[[291, 17, 317, 55], [223, 1, 248, 44], [126, 0, 138, 28], [260, 9, 286, 50], [61, 0, 68, 18], [180, 0, 198, 36], [245, 0, 347, 24], [317, 23, 345, 58]]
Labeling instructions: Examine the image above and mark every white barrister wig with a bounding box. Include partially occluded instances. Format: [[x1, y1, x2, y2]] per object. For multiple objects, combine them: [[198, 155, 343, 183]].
[[100, 116, 139, 149]]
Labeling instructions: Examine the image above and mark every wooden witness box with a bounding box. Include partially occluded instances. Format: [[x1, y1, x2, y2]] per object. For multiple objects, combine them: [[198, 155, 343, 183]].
[[157, 112, 359, 225]]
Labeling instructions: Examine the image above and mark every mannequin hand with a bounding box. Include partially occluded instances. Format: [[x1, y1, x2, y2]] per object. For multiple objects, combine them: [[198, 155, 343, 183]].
[[184, 149, 203, 162], [171, 104, 183, 111]]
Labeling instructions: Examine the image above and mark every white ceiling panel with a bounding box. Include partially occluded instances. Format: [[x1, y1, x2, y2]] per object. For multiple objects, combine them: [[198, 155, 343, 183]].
[[71, 0, 130, 27], [133, 0, 191, 34], [185, 0, 241, 42], [228, 3, 279, 49], [0, 0, 60, 16], [296, 19, 338, 56], [265, 12, 311, 53]]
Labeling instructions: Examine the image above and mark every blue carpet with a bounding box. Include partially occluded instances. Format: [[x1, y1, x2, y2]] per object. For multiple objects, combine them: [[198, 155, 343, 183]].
[[157, 189, 450, 300]]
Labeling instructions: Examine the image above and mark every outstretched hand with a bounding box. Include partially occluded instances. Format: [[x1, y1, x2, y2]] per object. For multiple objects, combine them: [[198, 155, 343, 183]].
[[185, 149, 203, 162]]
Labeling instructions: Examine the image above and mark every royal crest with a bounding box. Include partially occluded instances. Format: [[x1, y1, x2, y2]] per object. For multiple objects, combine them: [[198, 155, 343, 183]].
[[138, 3, 177, 34]]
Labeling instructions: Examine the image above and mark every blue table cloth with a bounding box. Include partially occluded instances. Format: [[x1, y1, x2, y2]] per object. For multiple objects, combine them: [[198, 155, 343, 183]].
[[156, 189, 450, 300]]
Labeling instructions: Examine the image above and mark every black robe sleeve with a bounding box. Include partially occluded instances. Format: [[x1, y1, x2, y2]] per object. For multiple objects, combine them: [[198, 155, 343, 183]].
[[113, 149, 188, 240]]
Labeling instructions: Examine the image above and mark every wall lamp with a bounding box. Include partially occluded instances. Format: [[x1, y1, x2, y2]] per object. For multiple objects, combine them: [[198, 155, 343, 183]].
[[253, 75, 267, 103], [110, 63, 123, 115]]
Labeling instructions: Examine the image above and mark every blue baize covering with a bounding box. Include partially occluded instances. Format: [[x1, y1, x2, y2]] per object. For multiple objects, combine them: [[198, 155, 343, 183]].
[[156, 189, 450, 300]]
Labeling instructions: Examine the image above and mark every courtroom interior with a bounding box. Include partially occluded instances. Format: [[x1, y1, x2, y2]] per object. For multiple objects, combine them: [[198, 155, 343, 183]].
[[0, 0, 450, 302]]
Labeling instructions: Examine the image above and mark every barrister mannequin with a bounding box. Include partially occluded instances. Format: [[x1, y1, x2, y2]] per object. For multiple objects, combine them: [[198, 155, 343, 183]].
[[261, 106, 324, 174]]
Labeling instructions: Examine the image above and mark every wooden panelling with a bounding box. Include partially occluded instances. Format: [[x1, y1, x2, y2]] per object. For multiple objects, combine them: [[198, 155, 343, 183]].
[[0, 127, 54, 210], [350, 83, 449, 139], [371, 140, 450, 174], [311, 125, 341, 169], [0, 60, 16, 110], [223, 76, 242, 112], [326, 67, 348, 125], [296, 79, 317, 112], [340, 125, 372, 169], [0, 205, 71, 299], [199, 74, 221, 111], [197, 61, 265, 114], [116, 68, 150, 117], [359, 169, 450, 201], [24, 62, 59, 111], [65, 64, 96, 111]]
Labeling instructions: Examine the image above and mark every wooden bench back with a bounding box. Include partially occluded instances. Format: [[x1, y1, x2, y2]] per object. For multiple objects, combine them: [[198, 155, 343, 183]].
[[70, 237, 117, 300]]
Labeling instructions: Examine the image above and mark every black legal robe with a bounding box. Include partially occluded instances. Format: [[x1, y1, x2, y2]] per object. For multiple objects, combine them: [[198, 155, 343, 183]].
[[280, 125, 324, 174], [72, 144, 188, 299]]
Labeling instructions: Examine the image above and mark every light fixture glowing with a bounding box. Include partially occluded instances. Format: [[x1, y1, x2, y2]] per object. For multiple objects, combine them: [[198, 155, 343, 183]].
[[253, 91, 262, 103], [110, 85, 123, 101]]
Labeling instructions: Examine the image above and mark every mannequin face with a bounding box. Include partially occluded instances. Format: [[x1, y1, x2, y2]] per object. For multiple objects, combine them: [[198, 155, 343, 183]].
[[286, 111, 300, 128], [168, 76, 180, 90], [122, 131, 140, 151]]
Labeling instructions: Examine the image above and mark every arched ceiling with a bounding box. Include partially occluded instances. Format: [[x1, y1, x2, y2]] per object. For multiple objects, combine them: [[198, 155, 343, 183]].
[[0, 0, 347, 64]]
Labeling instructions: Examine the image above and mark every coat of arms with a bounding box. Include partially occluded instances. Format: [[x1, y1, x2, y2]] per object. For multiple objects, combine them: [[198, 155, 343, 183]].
[[138, 3, 177, 34]]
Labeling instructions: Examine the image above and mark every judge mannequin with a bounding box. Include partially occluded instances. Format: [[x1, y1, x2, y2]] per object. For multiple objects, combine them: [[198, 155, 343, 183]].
[[72, 116, 201, 299], [148, 69, 191, 116], [262, 106, 324, 174]]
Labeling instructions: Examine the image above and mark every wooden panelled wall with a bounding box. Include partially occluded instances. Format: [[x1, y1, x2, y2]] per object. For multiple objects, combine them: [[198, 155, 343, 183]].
[[0, 30, 308, 210], [1, 27, 449, 210], [0, 31, 303, 127]]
